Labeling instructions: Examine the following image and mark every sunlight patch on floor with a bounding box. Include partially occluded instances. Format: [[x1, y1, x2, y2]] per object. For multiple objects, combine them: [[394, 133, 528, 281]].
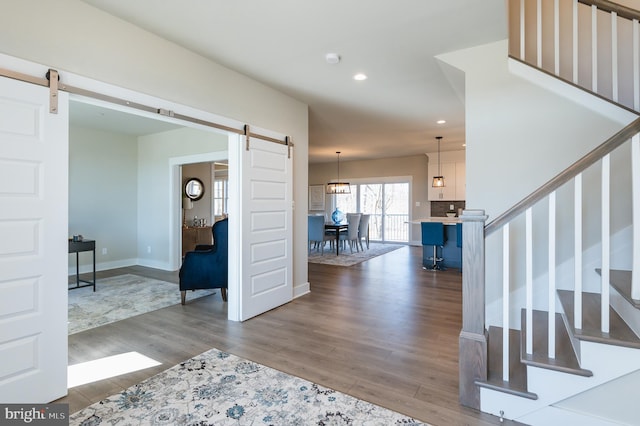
[[68, 352, 161, 388]]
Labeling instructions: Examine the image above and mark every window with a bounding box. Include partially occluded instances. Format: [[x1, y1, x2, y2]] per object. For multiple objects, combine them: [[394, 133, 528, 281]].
[[335, 180, 410, 243], [213, 178, 228, 217]]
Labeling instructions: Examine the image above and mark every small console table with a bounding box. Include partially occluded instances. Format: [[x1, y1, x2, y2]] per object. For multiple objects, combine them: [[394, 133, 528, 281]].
[[68, 239, 96, 291]]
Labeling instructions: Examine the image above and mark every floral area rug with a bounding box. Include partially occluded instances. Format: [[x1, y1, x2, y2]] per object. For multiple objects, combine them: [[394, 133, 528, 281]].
[[68, 274, 214, 335], [308, 242, 403, 267], [69, 347, 424, 425]]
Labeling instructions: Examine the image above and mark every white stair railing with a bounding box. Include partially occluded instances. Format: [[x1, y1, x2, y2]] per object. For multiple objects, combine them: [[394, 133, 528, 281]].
[[460, 119, 640, 406]]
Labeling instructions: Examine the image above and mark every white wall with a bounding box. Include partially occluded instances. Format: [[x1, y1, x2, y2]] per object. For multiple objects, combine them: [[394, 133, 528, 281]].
[[137, 127, 227, 270], [0, 0, 309, 290], [438, 40, 636, 321], [69, 126, 138, 271], [182, 162, 213, 225]]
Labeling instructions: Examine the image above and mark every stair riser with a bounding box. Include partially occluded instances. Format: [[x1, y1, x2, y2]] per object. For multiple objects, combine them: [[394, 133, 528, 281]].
[[611, 287, 640, 337]]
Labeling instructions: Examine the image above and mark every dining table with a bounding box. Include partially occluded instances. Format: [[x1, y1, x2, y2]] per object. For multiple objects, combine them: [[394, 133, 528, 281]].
[[324, 222, 348, 255]]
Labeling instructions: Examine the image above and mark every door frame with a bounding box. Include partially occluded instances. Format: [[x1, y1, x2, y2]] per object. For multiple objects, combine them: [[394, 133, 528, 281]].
[[0, 53, 293, 325], [169, 150, 230, 272]]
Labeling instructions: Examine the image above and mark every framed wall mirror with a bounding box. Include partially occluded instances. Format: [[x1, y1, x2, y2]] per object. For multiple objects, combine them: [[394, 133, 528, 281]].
[[184, 177, 205, 201]]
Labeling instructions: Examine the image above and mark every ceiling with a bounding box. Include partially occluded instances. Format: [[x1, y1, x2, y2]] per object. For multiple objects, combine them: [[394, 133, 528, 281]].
[[78, 0, 507, 163]]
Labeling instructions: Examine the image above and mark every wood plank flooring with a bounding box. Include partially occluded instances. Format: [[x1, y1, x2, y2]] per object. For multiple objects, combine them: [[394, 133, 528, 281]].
[[58, 246, 514, 425]]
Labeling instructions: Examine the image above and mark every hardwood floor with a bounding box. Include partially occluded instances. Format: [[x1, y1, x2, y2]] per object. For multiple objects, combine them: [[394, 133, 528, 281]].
[[59, 246, 512, 425]]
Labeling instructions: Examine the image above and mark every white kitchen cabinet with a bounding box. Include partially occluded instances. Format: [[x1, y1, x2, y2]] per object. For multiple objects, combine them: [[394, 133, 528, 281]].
[[428, 161, 465, 201], [455, 161, 466, 200]]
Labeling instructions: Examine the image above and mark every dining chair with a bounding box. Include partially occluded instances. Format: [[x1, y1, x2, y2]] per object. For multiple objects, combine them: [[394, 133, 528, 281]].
[[357, 214, 371, 251], [339, 213, 361, 253], [308, 215, 331, 254]]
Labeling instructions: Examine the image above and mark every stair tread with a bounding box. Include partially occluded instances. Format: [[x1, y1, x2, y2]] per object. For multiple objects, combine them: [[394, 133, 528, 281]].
[[558, 289, 640, 349], [596, 269, 640, 309], [476, 326, 537, 400], [520, 309, 592, 377]]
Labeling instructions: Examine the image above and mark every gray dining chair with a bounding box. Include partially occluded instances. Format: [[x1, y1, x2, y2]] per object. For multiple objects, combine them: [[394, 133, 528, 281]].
[[339, 213, 361, 253], [358, 214, 371, 251]]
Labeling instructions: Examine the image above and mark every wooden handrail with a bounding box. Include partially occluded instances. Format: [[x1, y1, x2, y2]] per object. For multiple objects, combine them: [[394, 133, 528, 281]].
[[578, 0, 640, 22], [485, 117, 640, 236]]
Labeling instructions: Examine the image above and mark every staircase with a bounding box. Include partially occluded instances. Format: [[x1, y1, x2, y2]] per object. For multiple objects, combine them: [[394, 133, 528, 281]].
[[458, 1, 640, 424]]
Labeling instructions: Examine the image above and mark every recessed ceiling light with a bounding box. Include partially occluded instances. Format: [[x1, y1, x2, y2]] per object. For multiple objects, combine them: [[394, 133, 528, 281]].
[[325, 53, 340, 64], [353, 73, 367, 81], [437, 119, 446, 124], [462, 143, 467, 147]]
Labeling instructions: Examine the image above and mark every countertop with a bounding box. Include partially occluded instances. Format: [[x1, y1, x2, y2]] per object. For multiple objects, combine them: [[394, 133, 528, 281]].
[[408, 217, 461, 225]]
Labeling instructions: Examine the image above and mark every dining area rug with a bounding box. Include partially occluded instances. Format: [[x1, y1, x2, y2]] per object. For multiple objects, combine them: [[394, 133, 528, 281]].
[[307, 242, 402, 267], [69, 347, 424, 425], [68, 274, 214, 334]]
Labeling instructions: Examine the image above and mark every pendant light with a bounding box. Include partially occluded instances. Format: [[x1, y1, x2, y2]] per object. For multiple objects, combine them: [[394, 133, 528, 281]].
[[432, 136, 445, 188], [326, 151, 351, 194]]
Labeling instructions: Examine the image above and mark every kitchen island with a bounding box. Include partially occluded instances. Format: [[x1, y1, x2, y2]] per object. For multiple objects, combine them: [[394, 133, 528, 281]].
[[411, 217, 462, 270]]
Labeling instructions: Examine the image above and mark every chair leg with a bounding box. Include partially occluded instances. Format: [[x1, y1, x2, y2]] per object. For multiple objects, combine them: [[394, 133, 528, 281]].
[[221, 288, 228, 302], [181, 290, 186, 305]]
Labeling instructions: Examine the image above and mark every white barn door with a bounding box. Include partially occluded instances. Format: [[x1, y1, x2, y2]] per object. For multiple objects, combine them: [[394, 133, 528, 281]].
[[0, 76, 68, 402], [238, 136, 292, 321]]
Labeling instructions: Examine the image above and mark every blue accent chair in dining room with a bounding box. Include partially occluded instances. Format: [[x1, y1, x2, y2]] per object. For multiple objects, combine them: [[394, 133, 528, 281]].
[[308, 214, 333, 255], [179, 218, 228, 305]]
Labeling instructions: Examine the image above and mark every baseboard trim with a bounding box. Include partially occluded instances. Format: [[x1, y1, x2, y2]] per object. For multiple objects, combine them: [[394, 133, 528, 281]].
[[293, 282, 310, 299], [68, 258, 138, 276]]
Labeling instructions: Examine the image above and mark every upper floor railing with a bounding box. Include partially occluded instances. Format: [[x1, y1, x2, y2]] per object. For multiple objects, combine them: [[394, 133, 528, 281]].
[[508, 0, 640, 113]]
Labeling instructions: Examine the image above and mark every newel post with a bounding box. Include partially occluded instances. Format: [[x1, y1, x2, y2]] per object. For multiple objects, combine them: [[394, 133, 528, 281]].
[[459, 209, 489, 409]]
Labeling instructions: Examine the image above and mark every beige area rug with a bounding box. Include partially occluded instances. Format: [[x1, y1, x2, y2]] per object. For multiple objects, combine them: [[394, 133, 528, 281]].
[[68, 274, 214, 335], [69, 347, 425, 425], [308, 242, 403, 266]]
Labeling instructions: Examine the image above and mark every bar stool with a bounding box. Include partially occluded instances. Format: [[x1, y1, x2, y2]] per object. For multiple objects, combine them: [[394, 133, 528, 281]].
[[421, 222, 446, 271]]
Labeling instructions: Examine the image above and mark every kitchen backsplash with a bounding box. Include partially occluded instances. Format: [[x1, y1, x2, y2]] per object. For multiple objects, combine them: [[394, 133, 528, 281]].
[[431, 201, 466, 217]]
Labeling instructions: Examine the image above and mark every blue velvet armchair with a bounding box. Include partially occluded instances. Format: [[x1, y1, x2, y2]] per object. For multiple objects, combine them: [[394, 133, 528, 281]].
[[179, 218, 228, 305]]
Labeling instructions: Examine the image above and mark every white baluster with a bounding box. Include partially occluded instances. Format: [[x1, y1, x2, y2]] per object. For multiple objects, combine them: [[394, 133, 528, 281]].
[[554, 0, 560, 75], [575, 174, 583, 330], [503, 223, 510, 382], [526, 208, 533, 354], [611, 12, 618, 103], [573, 0, 579, 84], [634, 19, 639, 110], [537, 0, 543, 68], [632, 134, 640, 301], [549, 191, 556, 359], [521, 0, 526, 60], [592, 5, 598, 92], [602, 155, 610, 333]]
